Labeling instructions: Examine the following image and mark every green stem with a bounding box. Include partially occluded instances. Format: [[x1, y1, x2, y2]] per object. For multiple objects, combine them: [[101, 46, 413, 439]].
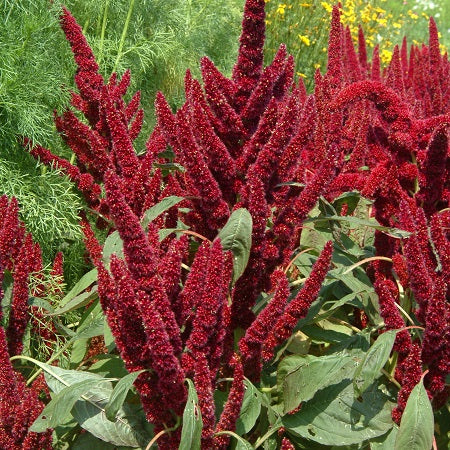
[[98, 0, 110, 64], [254, 424, 282, 449], [12, 337, 74, 386], [112, 0, 135, 74]]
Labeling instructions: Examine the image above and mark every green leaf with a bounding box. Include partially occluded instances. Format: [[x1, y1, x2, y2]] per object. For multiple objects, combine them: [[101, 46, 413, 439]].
[[395, 378, 434, 450], [105, 371, 145, 422], [28, 296, 54, 313], [353, 330, 397, 397], [23, 359, 151, 447], [179, 379, 202, 450], [304, 215, 411, 239], [277, 354, 357, 414], [102, 231, 123, 265], [371, 426, 399, 449], [57, 268, 98, 308], [282, 379, 394, 446], [141, 195, 184, 229], [31, 378, 113, 432], [235, 378, 262, 434], [217, 208, 252, 284], [215, 431, 253, 449], [48, 285, 98, 316], [331, 191, 362, 216]]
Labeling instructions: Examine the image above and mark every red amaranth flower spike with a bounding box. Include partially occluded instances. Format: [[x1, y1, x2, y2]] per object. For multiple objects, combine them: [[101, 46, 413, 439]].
[[174, 109, 230, 231], [194, 352, 216, 448], [214, 354, 245, 449], [326, 5, 343, 89], [103, 170, 158, 284], [239, 270, 289, 380], [263, 242, 333, 360], [6, 234, 34, 356], [392, 343, 423, 423], [60, 7, 103, 110], [240, 44, 289, 132], [373, 276, 411, 355], [232, 0, 266, 110], [185, 240, 229, 368]]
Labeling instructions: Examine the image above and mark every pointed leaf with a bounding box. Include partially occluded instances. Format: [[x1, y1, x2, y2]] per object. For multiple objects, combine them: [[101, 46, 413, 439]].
[[179, 379, 202, 450], [30, 378, 113, 432], [282, 380, 394, 445], [105, 370, 145, 421], [48, 285, 98, 316], [141, 195, 184, 229], [277, 354, 357, 414], [102, 231, 123, 264], [235, 378, 262, 434], [395, 379, 434, 450], [58, 268, 98, 308], [25, 359, 151, 447], [353, 330, 397, 397], [217, 208, 252, 284]]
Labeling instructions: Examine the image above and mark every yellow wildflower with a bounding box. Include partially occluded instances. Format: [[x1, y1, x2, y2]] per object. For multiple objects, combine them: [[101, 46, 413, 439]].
[[296, 72, 307, 78], [276, 3, 286, 15], [298, 34, 311, 46], [380, 49, 392, 64], [392, 22, 401, 29], [321, 1, 332, 13]]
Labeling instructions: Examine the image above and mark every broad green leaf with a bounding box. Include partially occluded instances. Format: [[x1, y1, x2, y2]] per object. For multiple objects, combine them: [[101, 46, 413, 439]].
[[395, 379, 434, 450], [141, 195, 184, 229], [58, 268, 98, 308], [282, 379, 394, 446], [72, 431, 137, 449], [331, 191, 362, 215], [235, 378, 262, 434], [371, 426, 399, 449], [48, 285, 98, 316], [31, 378, 113, 432], [277, 354, 357, 414], [28, 296, 54, 313], [179, 379, 202, 450], [105, 371, 145, 421], [102, 231, 123, 264], [353, 330, 397, 397], [70, 338, 89, 368], [76, 312, 106, 340], [215, 431, 253, 449], [304, 215, 411, 239], [217, 208, 252, 284], [26, 360, 151, 447]]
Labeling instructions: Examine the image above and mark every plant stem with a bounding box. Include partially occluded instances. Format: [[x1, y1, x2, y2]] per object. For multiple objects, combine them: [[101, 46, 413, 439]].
[[99, 0, 110, 64], [112, 0, 135, 74]]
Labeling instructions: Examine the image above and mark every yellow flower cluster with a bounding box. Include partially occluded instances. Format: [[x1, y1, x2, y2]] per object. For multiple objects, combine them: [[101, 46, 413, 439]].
[[264, 0, 448, 85]]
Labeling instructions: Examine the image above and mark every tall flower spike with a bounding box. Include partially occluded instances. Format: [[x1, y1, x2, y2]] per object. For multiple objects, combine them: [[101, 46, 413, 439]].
[[232, 0, 266, 110], [103, 170, 158, 285], [263, 242, 333, 360], [214, 354, 245, 449], [60, 7, 103, 117], [174, 109, 230, 231], [373, 276, 411, 355], [240, 44, 289, 133], [6, 234, 35, 356], [185, 240, 228, 365], [326, 5, 343, 89], [194, 352, 216, 448], [239, 270, 289, 380]]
